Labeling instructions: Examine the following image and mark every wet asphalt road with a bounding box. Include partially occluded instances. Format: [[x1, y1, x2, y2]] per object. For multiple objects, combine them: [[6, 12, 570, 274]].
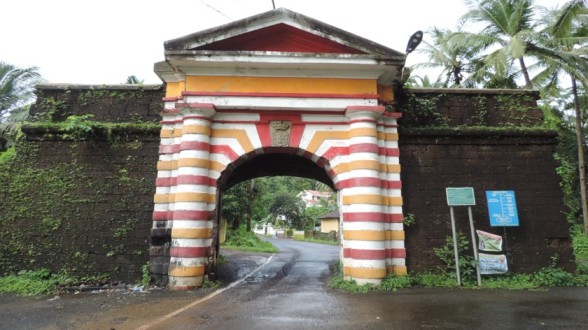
[[2, 238, 588, 329]]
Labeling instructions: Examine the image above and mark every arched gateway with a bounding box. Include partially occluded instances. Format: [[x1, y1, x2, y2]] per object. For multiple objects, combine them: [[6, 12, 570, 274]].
[[151, 8, 408, 289]]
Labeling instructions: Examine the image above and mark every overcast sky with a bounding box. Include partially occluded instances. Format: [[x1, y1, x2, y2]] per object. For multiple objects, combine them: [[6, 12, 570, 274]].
[[0, 0, 566, 85]]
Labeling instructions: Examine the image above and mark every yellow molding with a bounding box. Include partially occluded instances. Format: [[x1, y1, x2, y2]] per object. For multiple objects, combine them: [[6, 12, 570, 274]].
[[168, 265, 206, 277], [171, 228, 212, 239], [185, 76, 377, 94], [177, 158, 210, 169], [343, 267, 387, 279], [182, 125, 211, 135], [175, 192, 216, 203]]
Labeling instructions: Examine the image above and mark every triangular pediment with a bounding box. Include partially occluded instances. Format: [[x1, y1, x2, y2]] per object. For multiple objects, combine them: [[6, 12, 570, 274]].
[[164, 8, 404, 58], [191, 23, 365, 54]]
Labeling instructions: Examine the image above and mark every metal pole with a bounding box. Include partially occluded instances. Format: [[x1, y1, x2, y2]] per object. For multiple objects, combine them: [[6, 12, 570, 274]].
[[450, 207, 461, 286], [468, 207, 482, 286]]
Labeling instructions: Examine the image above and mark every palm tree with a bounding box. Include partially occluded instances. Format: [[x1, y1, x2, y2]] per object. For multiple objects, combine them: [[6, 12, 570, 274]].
[[452, 0, 538, 89], [0, 62, 41, 150], [124, 75, 144, 84], [535, 0, 588, 234], [412, 27, 481, 87]]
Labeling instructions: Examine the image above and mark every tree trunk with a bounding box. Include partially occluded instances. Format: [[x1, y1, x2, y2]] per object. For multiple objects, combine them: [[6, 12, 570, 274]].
[[571, 76, 588, 236], [519, 57, 533, 89]]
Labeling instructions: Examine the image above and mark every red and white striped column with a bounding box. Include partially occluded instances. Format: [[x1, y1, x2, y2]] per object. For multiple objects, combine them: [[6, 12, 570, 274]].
[[341, 106, 387, 284], [380, 113, 406, 275], [168, 103, 216, 290]]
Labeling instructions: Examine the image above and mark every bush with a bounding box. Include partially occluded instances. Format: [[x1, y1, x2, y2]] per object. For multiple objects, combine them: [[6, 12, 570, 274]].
[[0, 269, 65, 296], [224, 226, 278, 253]]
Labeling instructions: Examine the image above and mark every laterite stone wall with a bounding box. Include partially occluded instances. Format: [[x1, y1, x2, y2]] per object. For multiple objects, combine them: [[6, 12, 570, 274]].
[[0, 85, 574, 282]]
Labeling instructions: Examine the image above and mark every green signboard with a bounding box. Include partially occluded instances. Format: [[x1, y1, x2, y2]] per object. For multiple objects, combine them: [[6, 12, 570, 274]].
[[446, 187, 476, 206]]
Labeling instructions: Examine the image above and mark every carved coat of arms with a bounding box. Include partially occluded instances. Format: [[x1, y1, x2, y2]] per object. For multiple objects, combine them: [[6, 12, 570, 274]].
[[270, 121, 291, 147]]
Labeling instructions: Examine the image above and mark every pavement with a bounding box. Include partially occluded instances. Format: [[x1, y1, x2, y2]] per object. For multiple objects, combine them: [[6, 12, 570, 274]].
[[1, 243, 588, 330]]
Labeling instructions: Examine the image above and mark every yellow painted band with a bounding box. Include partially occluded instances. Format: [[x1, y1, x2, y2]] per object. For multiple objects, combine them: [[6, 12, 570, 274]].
[[175, 192, 215, 203], [178, 158, 210, 169], [343, 267, 387, 279], [211, 129, 254, 153], [377, 85, 395, 102], [377, 131, 399, 141], [342, 195, 403, 206], [185, 76, 377, 94], [388, 265, 408, 276], [380, 163, 401, 173], [342, 230, 404, 241], [165, 81, 186, 98], [168, 265, 205, 277], [386, 230, 405, 240], [157, 160, 178, 171], [154, 194, 170, 203], [209, 160, 226, 173], [172, 228, 212, 239], [306, 130, 348, 154], [160, 129, 179, 138], [182, 125, 210, 135], [343, 230, 385, 241], [348, 127, 377, 138]]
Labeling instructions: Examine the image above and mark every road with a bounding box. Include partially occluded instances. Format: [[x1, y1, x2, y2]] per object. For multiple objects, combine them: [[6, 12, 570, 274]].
[[1, 238, 588, 329]]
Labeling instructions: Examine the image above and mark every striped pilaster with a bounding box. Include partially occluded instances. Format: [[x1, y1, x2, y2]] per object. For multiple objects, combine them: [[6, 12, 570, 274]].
[[341, 106, 387, 284], [168, 103, 217, 290], [380, 113, 406, 275]]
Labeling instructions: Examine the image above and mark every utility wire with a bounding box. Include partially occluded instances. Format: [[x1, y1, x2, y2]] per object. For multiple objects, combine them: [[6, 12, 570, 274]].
[[199, 0, 232, 20]]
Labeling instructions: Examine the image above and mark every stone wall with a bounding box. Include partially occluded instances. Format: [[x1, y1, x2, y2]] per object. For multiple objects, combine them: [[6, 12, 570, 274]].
[[0, 85, 163, 282], [0, 85, 574, 282]]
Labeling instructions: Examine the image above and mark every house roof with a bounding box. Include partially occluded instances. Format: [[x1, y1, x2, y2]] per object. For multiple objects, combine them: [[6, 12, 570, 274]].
[[156, 8, 407, 85], [319, 210, 340, 219]]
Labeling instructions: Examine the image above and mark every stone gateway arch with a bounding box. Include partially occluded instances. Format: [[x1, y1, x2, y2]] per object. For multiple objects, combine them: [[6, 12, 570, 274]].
[[151, 8, 410, 289]]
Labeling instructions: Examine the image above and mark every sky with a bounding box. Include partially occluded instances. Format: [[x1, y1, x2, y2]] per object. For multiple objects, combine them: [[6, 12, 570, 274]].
[[0, 0, 566, 85]]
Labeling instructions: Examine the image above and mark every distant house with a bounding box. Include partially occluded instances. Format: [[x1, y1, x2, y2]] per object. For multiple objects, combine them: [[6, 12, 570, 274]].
[[297, 190, 332, 208], [319, 210, 340, 233]]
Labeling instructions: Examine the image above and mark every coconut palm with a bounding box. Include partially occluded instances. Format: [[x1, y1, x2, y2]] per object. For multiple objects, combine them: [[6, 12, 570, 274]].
[[0, 62, 41, 149], [124, 75, 144, 84], [451, 0, 538, 89], [412, 27, 481, 87], [534, 0, 588, 234]]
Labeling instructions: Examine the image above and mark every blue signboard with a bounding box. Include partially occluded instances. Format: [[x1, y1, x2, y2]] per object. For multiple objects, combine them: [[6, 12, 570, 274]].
[[486, 190, 520, 227]]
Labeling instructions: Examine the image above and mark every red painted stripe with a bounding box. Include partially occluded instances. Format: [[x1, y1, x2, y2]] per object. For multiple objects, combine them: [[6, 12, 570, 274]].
[[335, 178, 402, 189], [156, 177, 177, 186], [386, 248, 406, 258], [172, 210, 212, 221], [159, 145, 176, 154], [163, 96, 182, 102], [216, 109, 346, 116], [346, 105, 386, 112], [180, 141, 210, 151], [176, 175, 216, 186], [160, 119, 182, 124], [386, 214, 404, 223], [162, 109, 180, 115], [378, 147, 400, 157], [211, 145, 240, 161], [383, 112, 402, 119], [175, 102, 216, 110], [343, 212, 386, 222], [349, 119, 378, 124], [182, 91, 379, 99], [343, 248, 386, 259], [170, 246, 208, 258], [152, 211, 171, 221], [349, 143, 379, 153], [322, 146, 348, 160]]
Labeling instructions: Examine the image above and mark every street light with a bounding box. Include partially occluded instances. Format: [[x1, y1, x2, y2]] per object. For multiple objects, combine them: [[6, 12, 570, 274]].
[[406, 30, 423, 54]]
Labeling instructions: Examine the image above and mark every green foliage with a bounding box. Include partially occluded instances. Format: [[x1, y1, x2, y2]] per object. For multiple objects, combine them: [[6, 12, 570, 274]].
[[403, 213, 416, 227], [223, 226, 278, 253], [0, 146, 16, 164], [0, 269, 65, 296], [433, 232, 477, 280], [141, 263, 150, 288], [59, 114, 97, 139], [201, 279, 222, 289]]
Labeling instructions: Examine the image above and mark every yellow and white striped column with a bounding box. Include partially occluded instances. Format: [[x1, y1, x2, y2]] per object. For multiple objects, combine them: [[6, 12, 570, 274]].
[[380, 113, 406, 276], [341, 106, 387, 284], [168, 103, 216, 290]]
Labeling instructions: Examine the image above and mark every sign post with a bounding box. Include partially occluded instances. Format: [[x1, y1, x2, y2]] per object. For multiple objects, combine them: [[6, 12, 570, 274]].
[[445, 187, 481, 286]]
